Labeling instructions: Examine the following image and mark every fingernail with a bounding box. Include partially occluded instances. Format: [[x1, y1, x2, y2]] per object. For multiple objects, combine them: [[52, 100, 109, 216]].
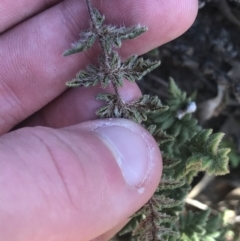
[[94, 122, 155, 188]]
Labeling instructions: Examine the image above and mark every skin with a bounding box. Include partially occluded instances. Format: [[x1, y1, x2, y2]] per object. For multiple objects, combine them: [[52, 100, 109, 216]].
[[0, 0, 198, 240]]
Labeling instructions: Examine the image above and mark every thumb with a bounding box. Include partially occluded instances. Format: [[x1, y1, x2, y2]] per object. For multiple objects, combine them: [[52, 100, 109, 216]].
[[0, 119, 162, 241]]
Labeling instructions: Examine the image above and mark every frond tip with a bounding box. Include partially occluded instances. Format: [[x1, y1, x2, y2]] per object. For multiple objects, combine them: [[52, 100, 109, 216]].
[[175, 129, 230, 182], [63, 30, 97, 56]]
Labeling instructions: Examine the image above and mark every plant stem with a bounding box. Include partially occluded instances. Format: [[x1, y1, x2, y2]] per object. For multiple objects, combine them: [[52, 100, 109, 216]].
[[86, 0, 123, 105]]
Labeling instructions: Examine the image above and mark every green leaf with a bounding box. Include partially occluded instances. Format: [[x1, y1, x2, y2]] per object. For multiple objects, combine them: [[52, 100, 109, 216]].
[[64, 30, 97, 56], [92, 8, 105, 27], [174, 129, 230, 182], [117, 24, 148, 40], [179, 210, 210, 239], [122, 56, 161, 82], [148, 78, 201, 154], [96, 93, 115, 102], [66, 67, 101, 87], [110, 51, 121, 70], [108, 24, 147, 49], [162, 154, 181, 169], [206, 133, 225, 155], [96, 94, 167, 123], [134, 95, 168, 113], [158, 175, 185, 191], [169, 77, 185, 100], [152, 195, 183, 211]]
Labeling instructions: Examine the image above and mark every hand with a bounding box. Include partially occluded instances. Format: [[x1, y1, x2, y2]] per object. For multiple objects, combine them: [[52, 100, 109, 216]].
[[0, 0, 198, 240]]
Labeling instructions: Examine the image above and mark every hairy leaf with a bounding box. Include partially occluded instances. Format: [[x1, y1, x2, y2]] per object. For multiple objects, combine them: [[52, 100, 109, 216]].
[[147, 125, 174, 146], [158, 175, 185, 191], [64, 30, 97, 56], [100, 24, 147, 52], [92, 8, 105, 27], [179, 210, 210, 240], [174, 129, 230, 182], [148, 78, 201, 154], [122, 55, 161, 82], [96, 94, 168, 123]]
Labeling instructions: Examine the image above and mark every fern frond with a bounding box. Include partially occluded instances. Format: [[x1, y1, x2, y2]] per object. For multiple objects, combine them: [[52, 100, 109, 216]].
[[148, 78, 201, 154], [179, 209, 210, 239], [162, 154, 181, 169], [174, 129, 230, 182], [96, 94, 168, 123], [147, 125, 174, 146], [133, 197, 180, 241]]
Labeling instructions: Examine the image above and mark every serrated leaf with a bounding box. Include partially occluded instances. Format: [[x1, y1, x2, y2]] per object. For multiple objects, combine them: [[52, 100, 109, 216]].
[[119, 217, 141, 236], [122, 57, 161, 82], [112, 74, 124, 87], [147, 124, 157, 135], [110, 51, 121, 70], [64, 30, 97, 56], [66, 68, 101, 87], [175, 130, 230, 182], [206, 133, 225, 155], [96, 93, 115, 102], [193, 129, 213, 144], [96, 24, 147, 54], [117, 24, 148, 40], [92, 8, 105, 27], [158, 175, 185, 191], [169, 77, 184, 99], [162, 154, 181, 169], [124, 55, 138, 68], [99, 37, 112, 54], [96, 106, 111, 117], [135, 95, 168, 113], [96, 94, 167, 123], [152, 195, 182, 210], [179, 210, 210, 240], [160, 117, 176, 130]]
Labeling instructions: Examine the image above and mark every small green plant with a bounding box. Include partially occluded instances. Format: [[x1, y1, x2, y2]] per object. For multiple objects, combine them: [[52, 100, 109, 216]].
[[120, 80, 230, 241], [64, 1, 231, 240]]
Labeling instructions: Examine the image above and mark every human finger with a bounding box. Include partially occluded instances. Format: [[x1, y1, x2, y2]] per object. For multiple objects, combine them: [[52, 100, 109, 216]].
[[18, 80, 141, 128], [1, 0, 198, 132], [0, 0, 61, 33], [0, 118, 162, 241]]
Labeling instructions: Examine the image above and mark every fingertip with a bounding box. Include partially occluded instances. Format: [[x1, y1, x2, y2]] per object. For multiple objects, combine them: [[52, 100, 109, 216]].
[[0, 119, 162, 240], [76, 118, 162, 191], [151, 0, 199, 46], [119, 0, 199, 54]]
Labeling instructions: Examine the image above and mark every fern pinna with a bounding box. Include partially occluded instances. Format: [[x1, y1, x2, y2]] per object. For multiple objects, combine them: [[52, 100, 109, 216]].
[[63, 1, 230, 240], [125, 80, 230, 241]]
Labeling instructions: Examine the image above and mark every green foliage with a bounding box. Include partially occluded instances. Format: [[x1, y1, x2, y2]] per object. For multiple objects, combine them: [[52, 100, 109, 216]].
[[148, 78, 201, 154], [66, 52, 160, 88], [179, 210, 210, 241], [222, 139, 240, 168], [175, 129, 230, 182], [120, 81, 230, 241], [64, 1, 231, 241], [203, 215, 224, 241], [64, 7, 147, 56], [64, 1, 160, 90], [178, 210, 239, 241], [96, 94, 168, 123], [64, 0, 161, 125], [147, 125, 174, 145]]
